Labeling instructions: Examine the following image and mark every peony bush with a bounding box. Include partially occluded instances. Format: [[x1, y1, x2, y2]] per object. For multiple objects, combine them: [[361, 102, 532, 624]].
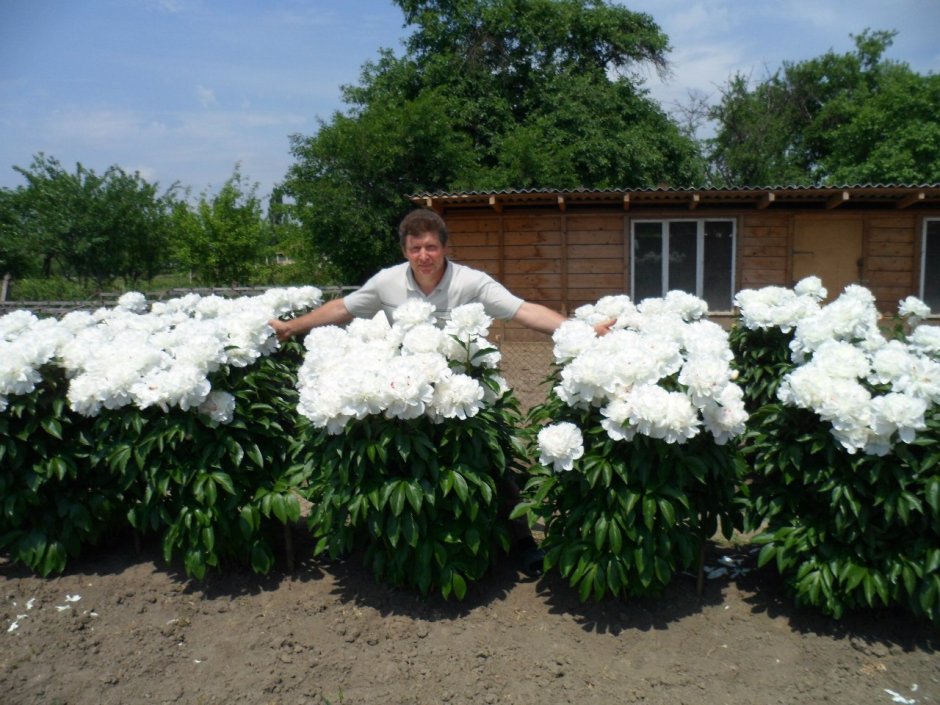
[[516, 292, 749, 600], [297, 301, 522, 599], [735, 282, 940, 622], [0, 287, 323, 577]]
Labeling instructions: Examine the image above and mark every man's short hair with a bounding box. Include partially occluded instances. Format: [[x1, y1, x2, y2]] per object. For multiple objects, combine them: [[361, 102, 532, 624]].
[[398, 209, 448, 247]]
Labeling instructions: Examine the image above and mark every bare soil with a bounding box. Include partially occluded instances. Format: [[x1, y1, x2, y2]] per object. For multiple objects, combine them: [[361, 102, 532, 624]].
[[2, 527, 937, 705]]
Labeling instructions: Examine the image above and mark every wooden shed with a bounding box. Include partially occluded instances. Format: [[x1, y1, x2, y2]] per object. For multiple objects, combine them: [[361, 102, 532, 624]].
[[411, 185, 940, 341]]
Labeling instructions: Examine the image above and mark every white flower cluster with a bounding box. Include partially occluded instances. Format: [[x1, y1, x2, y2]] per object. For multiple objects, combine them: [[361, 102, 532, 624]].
[[0, 311, 71, 412], [734, 276, 826, 332], [550, 293, 748, 451], [296, 301, 507, 434], [0, 287, 323, 422], [772, 288, 939, 455]]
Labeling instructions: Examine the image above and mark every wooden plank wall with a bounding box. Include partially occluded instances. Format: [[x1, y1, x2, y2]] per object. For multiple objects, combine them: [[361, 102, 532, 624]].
[[737, 213, 789, 288], [566, 214, 627, 309], [445, 207, 929, 340], [447, 211, 627, 341], [866, 214, 917, 312]]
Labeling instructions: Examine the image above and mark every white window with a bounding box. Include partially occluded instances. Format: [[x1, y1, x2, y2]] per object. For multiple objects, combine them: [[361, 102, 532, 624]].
[[922, 219, 940, 310], [631, 219, 736, 311]]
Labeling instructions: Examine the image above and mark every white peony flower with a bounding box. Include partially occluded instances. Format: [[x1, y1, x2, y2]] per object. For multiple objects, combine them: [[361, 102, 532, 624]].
[[537, 422, 584, 472], [700, 383, 749, 445], [198, 390, 236, 425], [663, 290, 709, 321], [444, 303, 492, 342], [892, 356, 940, 405], [909, 325, 940, 359], [898, 296, 931, 324], [392, 299, 436, 329], [383, 355, 439, 420], [401, 323, 445, 355], [624, 384, 701, 444], [428, 373, 485, 421], [347, 312, 392, 342], [869, 341, 915, 387], [116, 291, 149, 314], [575, 295, 635, 325], [869, 392, 927, 444], [679, 354, 734, 405], [259, 286, 323, 318], [810, 340, 871, 380], [0, 310, 38, 339], [552, 320, 597, 363], [130, 363, 211, 412], [793, 276, 827, 301], [600, 398, 636, 442]]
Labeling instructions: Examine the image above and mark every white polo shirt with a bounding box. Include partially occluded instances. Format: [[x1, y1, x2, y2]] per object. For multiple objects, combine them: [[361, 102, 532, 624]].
[[344, 260, 524, 325]]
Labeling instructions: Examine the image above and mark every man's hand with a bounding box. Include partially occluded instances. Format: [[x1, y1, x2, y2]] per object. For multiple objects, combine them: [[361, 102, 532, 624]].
[[267, 298, 355, 346], [268, 318, 294, 343], [593, 318, 617, 337]]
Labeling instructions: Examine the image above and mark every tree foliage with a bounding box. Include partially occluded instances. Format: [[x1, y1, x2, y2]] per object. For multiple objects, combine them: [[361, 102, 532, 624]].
[[170, 165, 269, 286], [285, 0, 705, 283], [0, 154, 177, 288], [707, 29, 940, 186]]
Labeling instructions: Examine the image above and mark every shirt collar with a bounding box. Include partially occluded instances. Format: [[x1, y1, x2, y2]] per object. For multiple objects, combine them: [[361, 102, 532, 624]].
[[406, 258, 451, 294]]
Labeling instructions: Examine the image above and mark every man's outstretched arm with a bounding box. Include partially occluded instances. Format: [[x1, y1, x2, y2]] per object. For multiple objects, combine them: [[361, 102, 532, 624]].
[[268, 297, 354, 343], [511, 302, 567, 336], [512, 302, 615, 337]]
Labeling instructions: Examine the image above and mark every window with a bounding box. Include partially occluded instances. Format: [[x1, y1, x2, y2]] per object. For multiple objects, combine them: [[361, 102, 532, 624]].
[[631, 219, 736, 311], [922, 219, 940, 310]]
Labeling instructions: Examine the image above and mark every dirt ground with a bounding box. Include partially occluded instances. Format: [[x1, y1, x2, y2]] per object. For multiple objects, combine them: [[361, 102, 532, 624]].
[[2, 526, 937, 705]]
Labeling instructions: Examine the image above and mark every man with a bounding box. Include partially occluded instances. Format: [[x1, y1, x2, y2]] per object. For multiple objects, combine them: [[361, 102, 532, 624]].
[[269, 209, 610, 576], [269, 208, 582, 342]]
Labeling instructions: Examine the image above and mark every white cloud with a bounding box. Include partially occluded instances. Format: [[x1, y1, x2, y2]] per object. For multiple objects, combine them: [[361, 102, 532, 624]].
[[195, 85, 216, 108], [44, 107, 161, 147]]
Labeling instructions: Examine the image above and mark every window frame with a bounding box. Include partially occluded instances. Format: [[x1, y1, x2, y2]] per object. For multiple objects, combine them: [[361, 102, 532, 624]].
[[921, 217, 940, 310], [629, 217, 738, 312]]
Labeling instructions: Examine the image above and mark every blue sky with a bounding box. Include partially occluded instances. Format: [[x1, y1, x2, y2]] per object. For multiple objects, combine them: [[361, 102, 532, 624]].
[[1, 0, 938, 202]]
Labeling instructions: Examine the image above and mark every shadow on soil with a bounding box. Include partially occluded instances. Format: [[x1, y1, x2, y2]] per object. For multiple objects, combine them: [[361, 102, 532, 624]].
[[724, 545, 940, 655], [4, 523, 939, 655]]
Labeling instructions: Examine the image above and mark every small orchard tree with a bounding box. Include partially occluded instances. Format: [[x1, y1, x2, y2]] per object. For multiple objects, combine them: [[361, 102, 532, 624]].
[[171, 165, 268, 286], [3, 153, 177, 290]]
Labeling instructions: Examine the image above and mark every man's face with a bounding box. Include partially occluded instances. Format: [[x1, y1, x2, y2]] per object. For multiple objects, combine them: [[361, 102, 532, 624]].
[[402, 230, 447, 283]]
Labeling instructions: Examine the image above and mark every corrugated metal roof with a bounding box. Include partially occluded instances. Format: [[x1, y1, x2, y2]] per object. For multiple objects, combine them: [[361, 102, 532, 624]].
[[409, 184, 940, 212]]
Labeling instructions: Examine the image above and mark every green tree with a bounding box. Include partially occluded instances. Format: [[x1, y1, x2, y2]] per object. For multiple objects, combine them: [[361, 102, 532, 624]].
[[0, 188, 36, 282], [285, 0, 705, 283], [1, 154, 177, 289], [256, 186, 342, 286], [707, 29, 940, 186], [171, 165, 268, 286]]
